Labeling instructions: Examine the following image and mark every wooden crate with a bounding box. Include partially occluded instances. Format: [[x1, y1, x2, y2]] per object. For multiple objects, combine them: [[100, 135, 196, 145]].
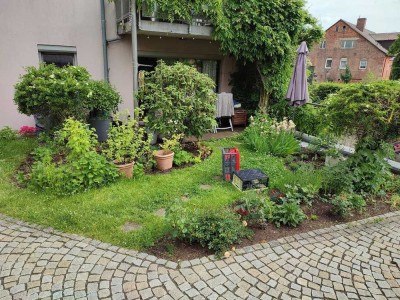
[[232, 108, 248, 126]]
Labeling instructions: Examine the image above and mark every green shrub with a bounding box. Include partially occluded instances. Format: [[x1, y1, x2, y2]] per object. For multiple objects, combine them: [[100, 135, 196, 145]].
[[326, 81, 400, 145], [329, 193, 366, 217], [138, 61, 217, 138], [0, 126, 18, 140], [86, 80, 122, 118], [283, 184, 318, 206], [167, 204, 252, 255], [244, 114, 299, 157], [29, 119, 119, 195], [322, 144, 392, 196], [309, 82, 345, 103], [173, 150, 194, 166], [14, 64, 92, 129], [290, 104, 328, 135], [390, 194, 400, 208], [233, 192, 276, 225], [273, 200, 306, 227], [102, 110, 150, 165]]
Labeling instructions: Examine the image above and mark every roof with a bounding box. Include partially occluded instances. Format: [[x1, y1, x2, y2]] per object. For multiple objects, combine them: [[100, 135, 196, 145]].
[[370, 32, 400, 41], [326, 19, 397, 55], [343, 20, 390, 54]]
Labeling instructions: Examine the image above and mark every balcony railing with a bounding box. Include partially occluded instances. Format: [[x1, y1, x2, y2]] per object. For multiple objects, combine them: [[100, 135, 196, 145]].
[[114, 0, 213, 38]]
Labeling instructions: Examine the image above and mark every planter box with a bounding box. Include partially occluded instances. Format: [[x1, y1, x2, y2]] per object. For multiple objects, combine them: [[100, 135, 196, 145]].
[[232, 108, 248, 126]]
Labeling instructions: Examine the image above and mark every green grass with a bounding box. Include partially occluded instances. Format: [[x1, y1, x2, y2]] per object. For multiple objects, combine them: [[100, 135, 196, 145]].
[[0, 135, 323, 250]]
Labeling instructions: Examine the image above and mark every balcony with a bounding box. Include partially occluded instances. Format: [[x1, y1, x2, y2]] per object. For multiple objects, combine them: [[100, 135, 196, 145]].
[[114, 0, 213, 39]]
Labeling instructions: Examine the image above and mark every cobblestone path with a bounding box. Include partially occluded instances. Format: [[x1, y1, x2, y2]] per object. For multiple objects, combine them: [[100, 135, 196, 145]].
[[1, 212, 400, 300]]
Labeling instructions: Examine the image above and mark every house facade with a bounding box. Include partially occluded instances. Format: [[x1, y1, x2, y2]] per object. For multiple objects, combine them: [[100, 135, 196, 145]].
[[0, 0, 236, 129], [309, 18, 398, 83]]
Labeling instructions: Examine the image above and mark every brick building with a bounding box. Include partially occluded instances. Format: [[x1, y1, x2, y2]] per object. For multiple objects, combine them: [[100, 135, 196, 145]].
[[309, 18, 399, 83]]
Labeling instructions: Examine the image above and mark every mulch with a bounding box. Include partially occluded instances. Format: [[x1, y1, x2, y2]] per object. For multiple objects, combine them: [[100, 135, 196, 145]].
[[147, 198, 398, 262]]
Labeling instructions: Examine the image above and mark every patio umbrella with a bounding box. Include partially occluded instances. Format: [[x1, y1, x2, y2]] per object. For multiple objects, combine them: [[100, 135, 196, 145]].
[[286, 41, 309, 107]]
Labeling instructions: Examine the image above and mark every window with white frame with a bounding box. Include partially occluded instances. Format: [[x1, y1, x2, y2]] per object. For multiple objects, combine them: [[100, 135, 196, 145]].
[[320, 40, 326, 49], [325, 58, 333, 69], [38, 45, 77, 67], [359, 59, 368, 69], [339, 58, 348, 69], [340, 40, 356, 49]]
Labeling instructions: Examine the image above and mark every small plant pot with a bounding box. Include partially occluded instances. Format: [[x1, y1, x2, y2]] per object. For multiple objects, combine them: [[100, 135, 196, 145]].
[[115, 161, 135, 178], [154, 150, 174, 171]]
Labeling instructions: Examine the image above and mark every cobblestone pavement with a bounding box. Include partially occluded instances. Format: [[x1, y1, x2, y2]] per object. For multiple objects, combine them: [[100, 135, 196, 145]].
[[1, 212, 400, 300]]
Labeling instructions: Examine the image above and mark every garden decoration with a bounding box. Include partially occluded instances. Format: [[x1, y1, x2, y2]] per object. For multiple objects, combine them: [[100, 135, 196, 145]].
[[286, 41, 309, 107], [222, 147, 240, 181]]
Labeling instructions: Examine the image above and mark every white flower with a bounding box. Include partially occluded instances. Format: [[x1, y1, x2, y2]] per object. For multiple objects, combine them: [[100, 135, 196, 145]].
[[224, 251, 231, 258]]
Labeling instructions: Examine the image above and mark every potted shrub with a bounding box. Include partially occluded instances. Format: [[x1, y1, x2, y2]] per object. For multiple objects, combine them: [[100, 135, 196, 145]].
[[14, 64, 91, 130], [154, 134, 182, 171], [86, 80, 122, 142], [102, 111, 145, 178]]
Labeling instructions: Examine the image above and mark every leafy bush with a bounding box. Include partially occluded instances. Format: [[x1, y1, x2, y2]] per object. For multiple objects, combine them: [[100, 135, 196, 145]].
[[0, 127, 18, 140], [14, 64, 92, 129], [173, 150, 194, 166], [244, 114, 299, 156], [309, 82, 345, 103], [273, 200, 306, 227], [290, 104, 328, 135], [87, 80, 122, 118], [233, 192, 276, 225], [390, 194, 400, 208], [102, 110, 149, 164], [138, 61, 217, 138], [283, 184, 318, 206], [29, 119, 119, 195], [326, 81, 400, 146], [167, 204, 252, 255], [329, 193, 366, 217], [322, 144, 392, 195]]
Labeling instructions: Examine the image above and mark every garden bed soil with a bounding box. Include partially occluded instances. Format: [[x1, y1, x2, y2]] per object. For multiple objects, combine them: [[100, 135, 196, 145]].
[[147, 199, 398, 261]]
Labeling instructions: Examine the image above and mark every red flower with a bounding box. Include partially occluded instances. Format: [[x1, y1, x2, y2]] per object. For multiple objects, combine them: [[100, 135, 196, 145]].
[[19, 126, 36, 134]]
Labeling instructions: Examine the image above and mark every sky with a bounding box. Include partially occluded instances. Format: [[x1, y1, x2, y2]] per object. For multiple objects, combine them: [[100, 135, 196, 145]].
[[306, 0, 400, 33]]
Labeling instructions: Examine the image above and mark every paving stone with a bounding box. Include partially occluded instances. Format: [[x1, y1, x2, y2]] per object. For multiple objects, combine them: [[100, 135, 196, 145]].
[[0, 212, 399, 299]]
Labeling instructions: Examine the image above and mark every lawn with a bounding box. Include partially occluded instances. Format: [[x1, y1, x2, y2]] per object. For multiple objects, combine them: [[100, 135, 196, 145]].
[[0, 135, 323, 251]]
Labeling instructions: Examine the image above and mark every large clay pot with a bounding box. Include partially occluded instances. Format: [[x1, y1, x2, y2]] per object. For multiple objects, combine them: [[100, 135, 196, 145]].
[[154, 150, 174, 171], [115, 161, 135, 178]]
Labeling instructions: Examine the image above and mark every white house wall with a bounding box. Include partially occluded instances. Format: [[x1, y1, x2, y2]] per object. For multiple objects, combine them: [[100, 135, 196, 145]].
[[0, 0, 235, 129], [0, 0, 107, 129]]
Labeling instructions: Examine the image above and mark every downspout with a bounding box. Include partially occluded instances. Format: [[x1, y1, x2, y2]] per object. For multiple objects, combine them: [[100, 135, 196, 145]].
[[131, 0, 139, 108], [100, 0, 109, 82]]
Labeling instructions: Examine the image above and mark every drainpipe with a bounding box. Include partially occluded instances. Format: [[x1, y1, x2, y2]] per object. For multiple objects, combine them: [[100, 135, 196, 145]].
[[100, 0, 109, 82], [131, 0, 139, 109]]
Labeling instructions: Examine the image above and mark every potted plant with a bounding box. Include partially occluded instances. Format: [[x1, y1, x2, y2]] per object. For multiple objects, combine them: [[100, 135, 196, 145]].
[[86, 80, 122, 142], [154, 134, 182, 171], [102, 111, 145, 178]]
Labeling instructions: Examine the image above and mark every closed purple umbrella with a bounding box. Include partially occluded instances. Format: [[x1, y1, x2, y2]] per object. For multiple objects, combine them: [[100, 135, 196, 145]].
[[286, 41, 309, 107]]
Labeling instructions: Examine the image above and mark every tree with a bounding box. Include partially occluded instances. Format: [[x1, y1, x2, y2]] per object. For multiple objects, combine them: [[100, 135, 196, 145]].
[[389, 34, 400, 80], [340, 65, 352, 83], [213, 0, 324, 112]]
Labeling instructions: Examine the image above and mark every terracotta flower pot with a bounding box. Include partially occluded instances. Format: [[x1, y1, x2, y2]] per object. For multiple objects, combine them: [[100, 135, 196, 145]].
[[115, 161, 135, 178], [154, 150, 174, 171]]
